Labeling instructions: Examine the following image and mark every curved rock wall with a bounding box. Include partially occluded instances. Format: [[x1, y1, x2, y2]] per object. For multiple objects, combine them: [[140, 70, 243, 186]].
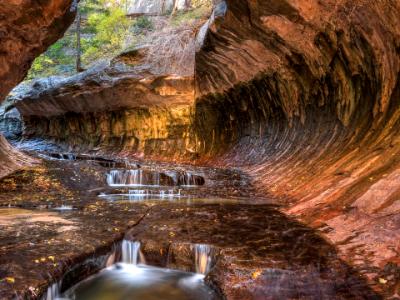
[[0, 0, 77, 176], [23, 105, 194, 159], [194, 0, 400, 293], [0, 0, 77, 102], [11, 50, 197, 159], [1, 0, 399, 294], [0, 135, 37, 178]]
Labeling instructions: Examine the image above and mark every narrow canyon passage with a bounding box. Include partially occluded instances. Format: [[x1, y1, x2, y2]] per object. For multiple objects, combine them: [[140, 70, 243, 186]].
[[0, 0, 400, 299]]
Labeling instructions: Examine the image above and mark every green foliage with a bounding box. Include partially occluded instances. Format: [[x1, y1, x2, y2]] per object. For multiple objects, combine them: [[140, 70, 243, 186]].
[[26, 0, 207, 80], [83, 7, 131, 63], [28, 1, 134, 78], [27, 39, 75, 79], [133, 16, 153, 32]]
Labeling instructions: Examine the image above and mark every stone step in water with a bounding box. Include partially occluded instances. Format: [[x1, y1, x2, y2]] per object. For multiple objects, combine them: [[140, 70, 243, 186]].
[[39, 152, 139, 169]]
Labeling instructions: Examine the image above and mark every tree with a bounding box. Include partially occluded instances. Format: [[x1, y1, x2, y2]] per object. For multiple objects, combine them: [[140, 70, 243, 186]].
[[83, 6, 131, 62], [76, 9, 83, 72], [172, 0, 192, 15]]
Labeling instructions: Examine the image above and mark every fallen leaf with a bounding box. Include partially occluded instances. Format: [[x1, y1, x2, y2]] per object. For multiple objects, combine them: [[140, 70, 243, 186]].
[[5, 277, 15, 283], [252, 270, 262, 279], [379, 278, 387, 284]]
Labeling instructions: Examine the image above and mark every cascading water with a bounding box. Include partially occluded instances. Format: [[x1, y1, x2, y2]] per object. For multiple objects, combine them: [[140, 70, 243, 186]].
[[182, 173, 193, 185], [41, 281, 62, 300], [60, 265, 219, 300], [121, 240, 145, 265], [42, 241, 219, 300], [106, 169, 204, 187], [193, 244, 213, 275], [179, 172, 205, 186], [107, 170, 144, 186]]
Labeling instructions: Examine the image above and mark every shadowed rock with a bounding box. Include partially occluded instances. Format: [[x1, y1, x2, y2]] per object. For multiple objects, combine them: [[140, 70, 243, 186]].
[[0, 0, 77, 177]]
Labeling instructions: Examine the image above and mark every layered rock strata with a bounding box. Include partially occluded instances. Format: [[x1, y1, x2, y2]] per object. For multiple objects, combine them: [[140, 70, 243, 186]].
[[12, 50, 196, 159], [1, 0, 400, 296], [194, 0, 400, 293]]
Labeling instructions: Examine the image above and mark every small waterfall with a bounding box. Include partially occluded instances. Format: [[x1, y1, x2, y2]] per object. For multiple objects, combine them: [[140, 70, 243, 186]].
[[107, 170, 143, 186], [179, 172, 205, 186], [41, 281, 62, 300], [121, 240, 145, 265], [193, 244, 213, 275], [106, 170, 165, 186], [185, 173, 193, 185], [107, 169, 204, 187]]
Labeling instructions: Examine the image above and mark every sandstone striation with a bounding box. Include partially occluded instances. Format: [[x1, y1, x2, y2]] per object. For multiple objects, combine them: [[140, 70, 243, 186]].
[[1, 0, 400, 297], [12, 49, 196, 159], [0, 0, 77, 103], [194, 0, 400, 294]]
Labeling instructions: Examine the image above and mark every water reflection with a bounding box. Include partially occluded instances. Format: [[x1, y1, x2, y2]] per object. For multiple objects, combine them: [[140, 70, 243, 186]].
[[60, 264, 219, 300], [52, 205, 75, 212], [98, 193, 241, 204]]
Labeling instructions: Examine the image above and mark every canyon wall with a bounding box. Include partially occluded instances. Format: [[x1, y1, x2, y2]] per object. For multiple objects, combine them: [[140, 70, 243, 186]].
[[11, 47, 197, 160], [1, 0, 400, 293], [194, 0, 400, 292], [0, 0, 77, 176]]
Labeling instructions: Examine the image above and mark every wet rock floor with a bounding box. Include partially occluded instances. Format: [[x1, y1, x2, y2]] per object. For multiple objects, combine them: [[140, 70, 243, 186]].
[[0, 154, 387, 299]]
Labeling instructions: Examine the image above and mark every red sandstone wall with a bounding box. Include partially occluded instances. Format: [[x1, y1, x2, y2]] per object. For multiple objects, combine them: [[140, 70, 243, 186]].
[[194, 0, 400, 293], [0, 0, 77, 176]]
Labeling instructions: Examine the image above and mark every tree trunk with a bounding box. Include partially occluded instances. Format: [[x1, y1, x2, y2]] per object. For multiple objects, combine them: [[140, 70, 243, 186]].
[[172, 0, 192, 15], [76, 10, 83, 72]]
